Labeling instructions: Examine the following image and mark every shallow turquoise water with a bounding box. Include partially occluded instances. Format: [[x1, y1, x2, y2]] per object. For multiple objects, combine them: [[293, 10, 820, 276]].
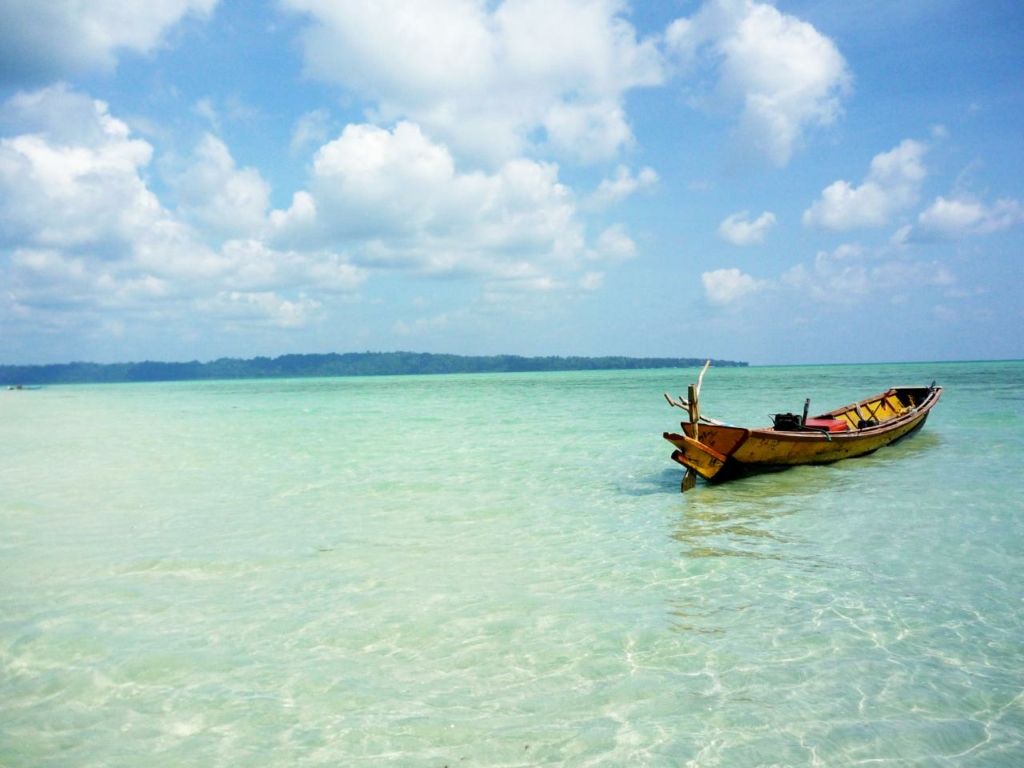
[[2, 362, 1022, 766]]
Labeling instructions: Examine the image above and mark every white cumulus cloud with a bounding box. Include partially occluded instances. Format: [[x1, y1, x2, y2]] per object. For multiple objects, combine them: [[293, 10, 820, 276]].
[[915, 196, 1024, 240], [281, 0, 665, 165], [270, 120, 615, 287], [666, 0, 851, 166], [197, 290, 323, 329], [0, 0, 218, 85], [702, 267, 767, 305], [0, 85, 367, 336], [718, 210, 776, 245], [165, 134, 272, 240], [587, 164, 658, 208], [803, 139, 928, 230], [780, 244, 957, 308], [0, 86, 164, 256]]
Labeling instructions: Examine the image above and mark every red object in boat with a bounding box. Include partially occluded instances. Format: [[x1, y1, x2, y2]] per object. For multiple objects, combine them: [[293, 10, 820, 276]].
[[802, 418, 849, 433]]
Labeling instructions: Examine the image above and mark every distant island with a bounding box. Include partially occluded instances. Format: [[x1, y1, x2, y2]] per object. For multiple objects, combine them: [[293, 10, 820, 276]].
[[2, 352, 746, 385]]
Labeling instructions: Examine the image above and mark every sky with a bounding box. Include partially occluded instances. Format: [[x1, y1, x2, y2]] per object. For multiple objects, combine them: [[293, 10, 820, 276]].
[[1, 0, 1022, 366]]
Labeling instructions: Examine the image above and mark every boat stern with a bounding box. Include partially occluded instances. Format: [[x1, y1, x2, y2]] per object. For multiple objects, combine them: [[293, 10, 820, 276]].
[[664, 432, 729, 481]]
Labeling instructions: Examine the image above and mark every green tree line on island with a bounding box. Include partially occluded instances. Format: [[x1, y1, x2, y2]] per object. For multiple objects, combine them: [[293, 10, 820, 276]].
[[2, 352, 747, 386]]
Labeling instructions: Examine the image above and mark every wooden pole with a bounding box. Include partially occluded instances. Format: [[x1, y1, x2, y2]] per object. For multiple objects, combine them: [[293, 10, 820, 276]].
[[689, 361, 710, 441], [687, 384, 700, 441], [681, 361, 711, 493]]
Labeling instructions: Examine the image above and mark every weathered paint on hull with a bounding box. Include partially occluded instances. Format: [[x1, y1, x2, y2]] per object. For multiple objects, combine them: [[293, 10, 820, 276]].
[[705, 415, 930, 484], [731, 411, 929, 466], [664, 385, 942, 485]]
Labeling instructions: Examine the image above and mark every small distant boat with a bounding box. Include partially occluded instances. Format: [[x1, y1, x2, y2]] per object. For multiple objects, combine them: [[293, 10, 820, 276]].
[[663, 363, 943, 491]]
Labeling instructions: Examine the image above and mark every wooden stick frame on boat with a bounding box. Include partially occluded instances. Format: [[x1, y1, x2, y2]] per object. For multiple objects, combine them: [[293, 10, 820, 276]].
[[663, 361, 720, 422], [662, 393, 727, 426]]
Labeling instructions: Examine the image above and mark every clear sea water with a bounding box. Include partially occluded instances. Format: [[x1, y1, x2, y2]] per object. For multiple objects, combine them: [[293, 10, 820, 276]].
[[2, 361, 1022, 767]]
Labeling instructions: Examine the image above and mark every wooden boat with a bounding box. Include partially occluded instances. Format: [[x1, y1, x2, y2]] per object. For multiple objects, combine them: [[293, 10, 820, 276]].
[[663, 364, 942, 491]]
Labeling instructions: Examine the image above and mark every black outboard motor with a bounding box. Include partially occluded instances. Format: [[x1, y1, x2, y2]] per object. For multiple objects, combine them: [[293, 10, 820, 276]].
[[771, 413, 803, 431]]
